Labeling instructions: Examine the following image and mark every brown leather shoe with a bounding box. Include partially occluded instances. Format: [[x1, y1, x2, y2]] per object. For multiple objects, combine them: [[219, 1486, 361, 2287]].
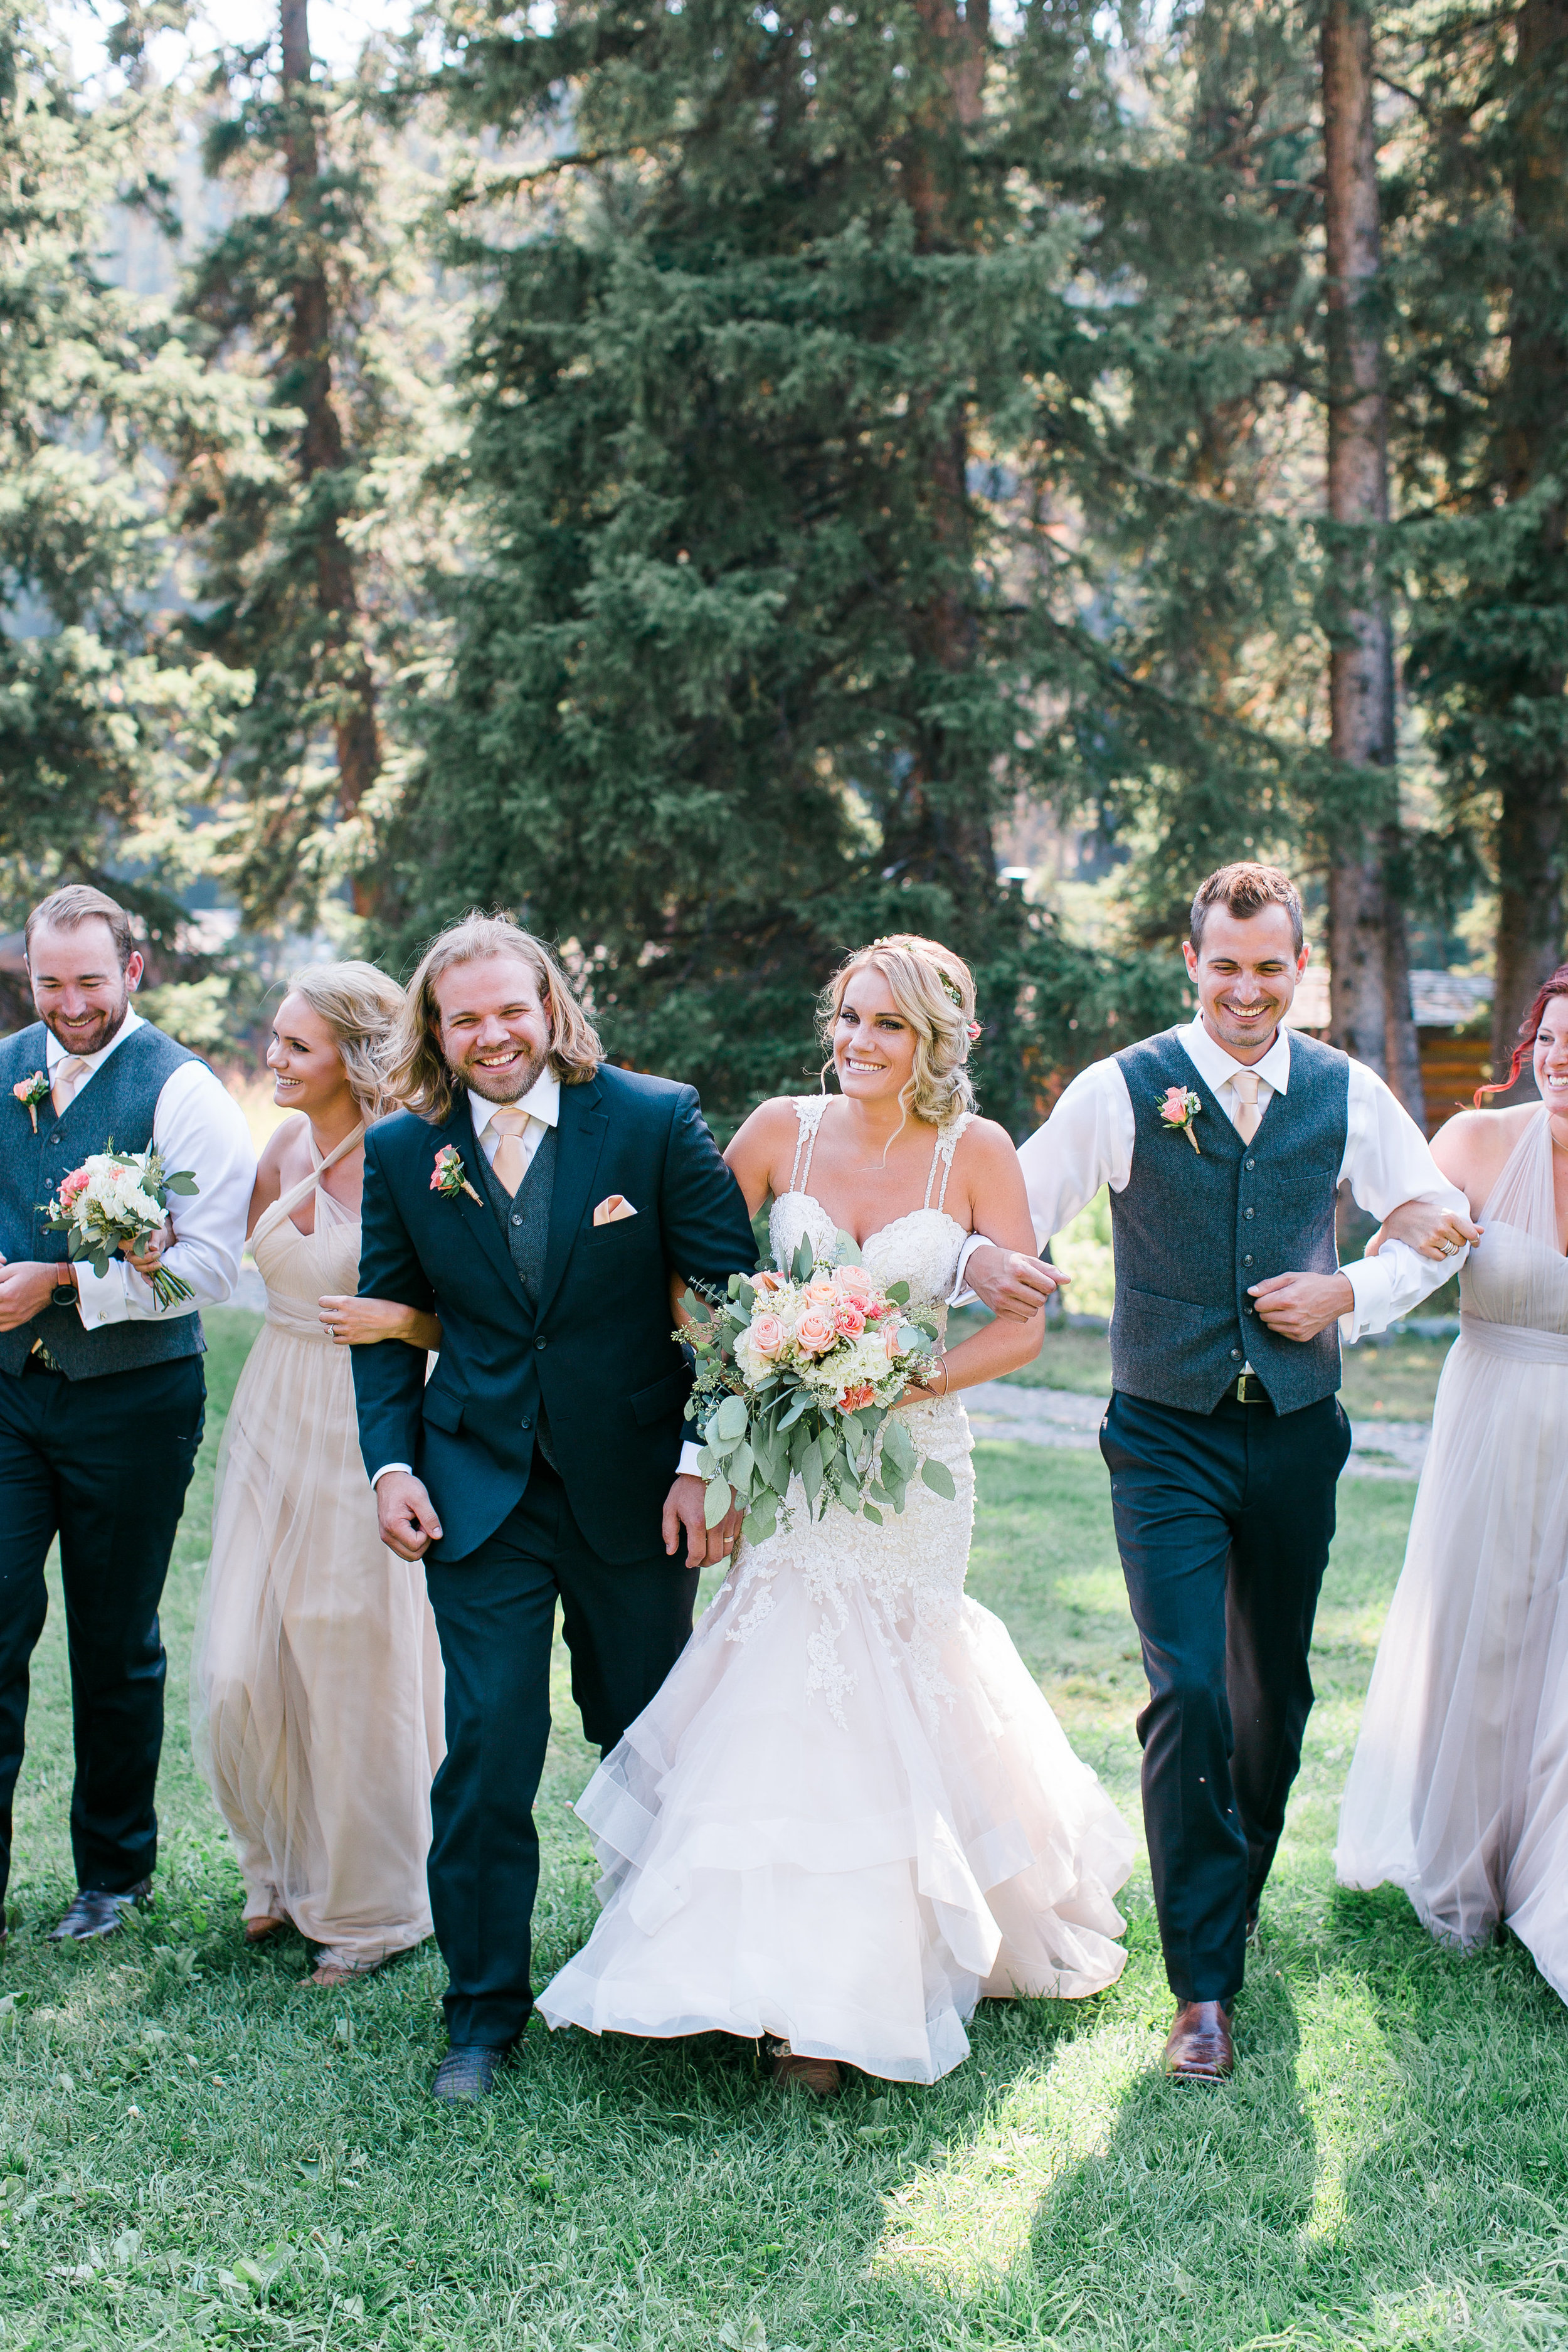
[[765, 2038, 842, 2097], [1163, 2001, 1234, 2080]]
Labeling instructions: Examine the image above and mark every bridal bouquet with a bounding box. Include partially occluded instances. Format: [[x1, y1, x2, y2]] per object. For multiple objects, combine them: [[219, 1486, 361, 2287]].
[[40, 1146, 199, 1311], [679, 1233, 957, 1544]]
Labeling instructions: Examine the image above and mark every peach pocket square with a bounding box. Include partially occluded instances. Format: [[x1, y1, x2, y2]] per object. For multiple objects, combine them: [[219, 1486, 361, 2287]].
[[593, 1194, 638, 1226]]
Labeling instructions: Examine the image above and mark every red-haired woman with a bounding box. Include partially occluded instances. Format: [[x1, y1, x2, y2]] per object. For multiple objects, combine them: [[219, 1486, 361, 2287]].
[[1337, 970, 1568, 1992]]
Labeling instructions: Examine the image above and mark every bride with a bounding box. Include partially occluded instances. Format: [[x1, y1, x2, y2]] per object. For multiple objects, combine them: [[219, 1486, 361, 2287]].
[[538, 935, 1133, 2092]]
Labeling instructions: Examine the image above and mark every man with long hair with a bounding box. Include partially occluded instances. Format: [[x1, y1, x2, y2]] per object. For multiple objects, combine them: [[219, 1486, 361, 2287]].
[[352, 912, 756, 2102]]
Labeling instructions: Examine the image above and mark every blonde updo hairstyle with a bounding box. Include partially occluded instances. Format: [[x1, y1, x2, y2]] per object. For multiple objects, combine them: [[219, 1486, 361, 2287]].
[[818, 934, 979, 1135], [283, 960, 407, 1121]]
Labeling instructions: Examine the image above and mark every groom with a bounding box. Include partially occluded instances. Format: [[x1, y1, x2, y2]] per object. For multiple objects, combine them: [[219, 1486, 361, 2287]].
[[963, 862, 1475, 2079], [352, 912, 756, 2102]]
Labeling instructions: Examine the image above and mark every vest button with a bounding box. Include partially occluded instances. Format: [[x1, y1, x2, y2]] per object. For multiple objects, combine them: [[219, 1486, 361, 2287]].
[[1231, 1347, 1242, 1361], [1244, 1206, 1255, 1219], [512, 1216, 522, 1227], [1245, 1157, 1256, 1170], [1242, 1253, 1253, 1266]]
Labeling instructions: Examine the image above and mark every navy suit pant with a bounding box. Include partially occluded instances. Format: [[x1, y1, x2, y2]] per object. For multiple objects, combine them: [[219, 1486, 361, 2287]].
[[0, 1353, 205, 1905], [1100, 1387, 1352, 2006], [422, 1456, 699, 2050]]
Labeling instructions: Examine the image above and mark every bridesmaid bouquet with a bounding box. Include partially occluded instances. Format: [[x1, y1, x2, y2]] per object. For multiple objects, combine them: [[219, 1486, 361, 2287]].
[[679, 1232, 956, 1544], [40, 1145, 199, 1310]]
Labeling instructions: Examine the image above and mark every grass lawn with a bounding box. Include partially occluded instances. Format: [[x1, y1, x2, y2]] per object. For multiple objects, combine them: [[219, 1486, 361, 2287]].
[[1, 1311, 1560, 2351]]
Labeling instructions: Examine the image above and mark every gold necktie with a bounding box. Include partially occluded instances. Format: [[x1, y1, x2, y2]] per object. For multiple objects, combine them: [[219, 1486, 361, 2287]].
[[1231, 1067, 1262, 1144], [51, 1056, 92, 1118], [488, 1108, 536, 1197]]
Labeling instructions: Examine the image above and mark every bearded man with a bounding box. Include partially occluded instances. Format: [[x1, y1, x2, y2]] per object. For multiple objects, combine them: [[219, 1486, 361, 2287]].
[[351, 912, 756, 2102], [0, 886, 253, 1939]]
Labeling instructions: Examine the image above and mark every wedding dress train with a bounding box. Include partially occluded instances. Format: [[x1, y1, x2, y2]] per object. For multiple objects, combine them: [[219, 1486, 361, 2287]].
[[538, 1101, 1133, 2082]]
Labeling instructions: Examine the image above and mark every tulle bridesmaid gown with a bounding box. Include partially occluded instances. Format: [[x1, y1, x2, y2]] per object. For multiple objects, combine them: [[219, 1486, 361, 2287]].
[[538, 1099, 1133, 2083], [1336, 1108, 1568, 1994], [192, 1127, 445, 1973]]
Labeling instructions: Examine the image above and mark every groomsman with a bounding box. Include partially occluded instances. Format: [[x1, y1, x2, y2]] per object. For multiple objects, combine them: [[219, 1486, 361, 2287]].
[[0, 887, 253, 1939], [963, 862, 1476, 2079]]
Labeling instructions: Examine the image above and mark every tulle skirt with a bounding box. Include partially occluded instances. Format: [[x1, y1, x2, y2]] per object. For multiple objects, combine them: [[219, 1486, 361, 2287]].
[[192, 1323, 445, 1971], [538, 1432, 1132, 2082], [1335, 1325, 1568, 1994]]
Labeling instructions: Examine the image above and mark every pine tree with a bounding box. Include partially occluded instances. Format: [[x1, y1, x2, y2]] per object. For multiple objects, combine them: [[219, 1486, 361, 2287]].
[[0, 0, 238, 955]]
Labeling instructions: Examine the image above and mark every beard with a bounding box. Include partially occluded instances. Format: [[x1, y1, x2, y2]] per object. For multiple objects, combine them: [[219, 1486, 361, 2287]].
[[40, 987, 130, 1059], [453, 1037, 551, 1104]]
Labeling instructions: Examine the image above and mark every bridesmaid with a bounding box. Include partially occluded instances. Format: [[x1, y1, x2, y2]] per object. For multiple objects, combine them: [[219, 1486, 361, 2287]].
[[192, 963, 445, 1986], [1336, 967, 1568, 1995]]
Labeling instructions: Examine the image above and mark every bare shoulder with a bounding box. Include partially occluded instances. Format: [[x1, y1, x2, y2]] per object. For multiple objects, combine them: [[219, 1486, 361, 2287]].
[[257, 1112, 308, 1178], [1430, 1104, 1529, 1185], [727, 1094, 808, 1160], [952, 1113, 1020, 1169]]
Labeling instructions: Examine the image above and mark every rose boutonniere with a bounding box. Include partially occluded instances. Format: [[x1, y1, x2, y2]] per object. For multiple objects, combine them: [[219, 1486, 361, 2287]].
[[13, 1072, 49, 1133], [432, 1144, 484, 1205], [1158, 1085, 1203, 1155]]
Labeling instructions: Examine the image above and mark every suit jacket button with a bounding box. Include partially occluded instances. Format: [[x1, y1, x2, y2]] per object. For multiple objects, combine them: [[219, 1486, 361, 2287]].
[[520, 1416, 532, 1429], [535, 1336, 547, 1350]]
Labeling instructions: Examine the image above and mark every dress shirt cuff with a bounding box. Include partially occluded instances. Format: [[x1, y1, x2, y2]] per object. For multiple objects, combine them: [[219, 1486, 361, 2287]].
[[1339, 1255, 1395, 1345], [73, 1259, 129, 1330], [371, 1463, 413, 1488], [677, 1441, 704, 1478], [947, 1232, 985, 1308]]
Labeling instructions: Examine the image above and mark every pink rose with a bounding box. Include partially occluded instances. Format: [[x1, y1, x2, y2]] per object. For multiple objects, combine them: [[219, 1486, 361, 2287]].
[[753, 1269, 786, 1296], [796, 1305, 837, 1354], [833, 1265, 877, 1304], [60, 1170, 90, 1205], [835, 1301, 866, 1339], [882, 1322, 903, 1362], [806, 1276, 837, 1304], [1159, 1086, 1190, 1125], [750, 1311, 786, 1358]]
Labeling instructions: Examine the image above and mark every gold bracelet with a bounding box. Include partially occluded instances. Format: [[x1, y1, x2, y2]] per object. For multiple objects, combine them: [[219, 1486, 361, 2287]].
[[934, 1355, 950, 1397]]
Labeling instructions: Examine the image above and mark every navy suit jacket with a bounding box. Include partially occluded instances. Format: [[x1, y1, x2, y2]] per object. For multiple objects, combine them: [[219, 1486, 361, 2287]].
[[351, 1064, 758, 1565]]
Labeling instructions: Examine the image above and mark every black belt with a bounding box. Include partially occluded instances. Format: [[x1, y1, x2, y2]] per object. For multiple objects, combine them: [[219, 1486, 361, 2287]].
[[1228, 1370, 1271, 1405]]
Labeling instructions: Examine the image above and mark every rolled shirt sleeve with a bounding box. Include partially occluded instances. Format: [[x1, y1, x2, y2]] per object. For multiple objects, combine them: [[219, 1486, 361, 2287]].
[[73, 1062, 256, 1329], [950, 1057, 1136, 1299], [1335, 1061, 1471, 1343]]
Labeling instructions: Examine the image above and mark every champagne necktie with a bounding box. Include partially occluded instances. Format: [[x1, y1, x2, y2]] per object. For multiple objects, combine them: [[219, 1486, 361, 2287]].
[[489, 1108, 536, 1197], [51, 1056, 92, 1118], [1231, 1067, 1262, 1143]]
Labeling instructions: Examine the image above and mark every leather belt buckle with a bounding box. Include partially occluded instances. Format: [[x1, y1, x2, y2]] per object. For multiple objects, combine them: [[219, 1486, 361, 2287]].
[[1234, 1370, 1268, 1405]]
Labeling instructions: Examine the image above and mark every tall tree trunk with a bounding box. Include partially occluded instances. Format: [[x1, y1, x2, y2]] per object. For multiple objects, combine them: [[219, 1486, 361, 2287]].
[[1489, 0, 1568, 1094], [280, 0, 379, 918], [1320, 0, 1424, 1120], [879, 0, 996, 926]]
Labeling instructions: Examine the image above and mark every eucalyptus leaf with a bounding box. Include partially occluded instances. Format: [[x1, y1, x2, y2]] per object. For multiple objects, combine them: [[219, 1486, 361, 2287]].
[[884, 1279, 911, 1305], [735, 1276, 756, 1311], [862, 1503, 883, 1526], [921, 1458, 957, 1500], [833, 1229, 862, 1264], [682, 1291, 711, 1324], [730, 1439, 756, 1489], [163, 1172, 199, 1195], [703, 1477, 733, 1529], [800, 1440, 824, 1502], [743, 1495, 778, 1545], [714, 1394, 749, 1444], [778, 1390, 809, 1431], [792, 1236, 814, 1284]]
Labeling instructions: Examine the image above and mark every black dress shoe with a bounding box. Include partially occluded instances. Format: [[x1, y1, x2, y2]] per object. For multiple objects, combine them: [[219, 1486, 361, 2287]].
[[432, 2045, 502, 2104], [48, 1881, 151, 1942], [1163, 2001, 1234, 2080]]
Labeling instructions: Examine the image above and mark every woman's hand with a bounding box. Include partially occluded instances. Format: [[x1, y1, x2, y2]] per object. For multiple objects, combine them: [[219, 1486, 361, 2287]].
[[1364, 1199, 1482, 1261], [319, 1294, 443, 1350], [124, 1222, 171, 1276]]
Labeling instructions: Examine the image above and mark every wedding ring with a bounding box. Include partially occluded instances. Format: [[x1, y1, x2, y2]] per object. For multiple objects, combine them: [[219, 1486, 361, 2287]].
[[1439, 1238, 1458, 1257]]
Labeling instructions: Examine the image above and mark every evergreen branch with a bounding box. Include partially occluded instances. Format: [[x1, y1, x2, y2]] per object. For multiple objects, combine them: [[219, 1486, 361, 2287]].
[[450, 145, 667, 204]]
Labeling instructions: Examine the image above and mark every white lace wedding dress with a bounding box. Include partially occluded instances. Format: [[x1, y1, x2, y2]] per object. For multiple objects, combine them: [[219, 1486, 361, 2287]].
[[537, 1099, 1133, 2082]]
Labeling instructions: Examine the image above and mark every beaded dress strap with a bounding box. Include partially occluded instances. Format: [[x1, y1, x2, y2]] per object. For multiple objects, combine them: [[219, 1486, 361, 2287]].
[[789, 1095, 832, 1195], [924, 1111, 974, 1214]]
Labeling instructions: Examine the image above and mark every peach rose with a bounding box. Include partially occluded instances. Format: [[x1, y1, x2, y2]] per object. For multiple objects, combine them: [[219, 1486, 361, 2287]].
[[833, 1265, 877, 1303], [753, 1269, 786, 1296], [806, 1276, 838, 1305], [795, 1305, 837, 1354], [883, 1322, 902, 1361], [835, 1301, 867, 1339], [837, 1382, 876, 1412], [60, 1170, 91, 1206], [750, 1311, 786, 1358]]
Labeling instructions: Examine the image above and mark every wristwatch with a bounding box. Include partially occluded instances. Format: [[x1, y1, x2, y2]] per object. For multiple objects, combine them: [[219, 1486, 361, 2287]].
[[50, 1277, 75, 1308]]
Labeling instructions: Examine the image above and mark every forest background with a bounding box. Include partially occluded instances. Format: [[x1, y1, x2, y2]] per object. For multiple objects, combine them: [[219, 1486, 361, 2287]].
[[4, 0, 1565, 1138]]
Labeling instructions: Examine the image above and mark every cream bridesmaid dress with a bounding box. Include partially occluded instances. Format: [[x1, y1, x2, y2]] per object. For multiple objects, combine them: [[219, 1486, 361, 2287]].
[[1336, 1107, 1568, 1994], [192, 1128, 445, 1973]]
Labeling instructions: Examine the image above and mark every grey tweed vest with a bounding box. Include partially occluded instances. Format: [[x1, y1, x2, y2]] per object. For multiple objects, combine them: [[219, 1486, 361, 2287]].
[[0, 1019, 206, 1382], [475, 1118, 558, 1460], [1108, 1027, 1350, 1416]]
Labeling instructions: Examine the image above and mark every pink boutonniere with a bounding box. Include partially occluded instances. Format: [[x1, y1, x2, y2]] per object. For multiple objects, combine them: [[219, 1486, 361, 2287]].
[[432, 1145, 483, 1205], [1158, 1085, 1203, 1155], [13, 1072, 49, 1133]]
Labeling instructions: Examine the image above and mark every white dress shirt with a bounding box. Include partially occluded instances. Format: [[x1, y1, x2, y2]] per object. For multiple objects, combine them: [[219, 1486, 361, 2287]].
[[955, 1017, 1468, 1343], [46, 1008, 255, 1330], [468, 1067, 559, 1177]]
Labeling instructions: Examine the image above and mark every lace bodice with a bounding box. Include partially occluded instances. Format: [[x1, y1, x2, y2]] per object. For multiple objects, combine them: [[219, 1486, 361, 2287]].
[[767, 1094, 972, 1323]]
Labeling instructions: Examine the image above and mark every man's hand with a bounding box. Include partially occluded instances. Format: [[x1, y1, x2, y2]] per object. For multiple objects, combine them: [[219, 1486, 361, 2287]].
[[662, 1473, 742, 1570], [0, 1258, 66, 1333], [1365, 1198, 1482, 1261], [375, 1471, 443, 1562], [963, 1243, 1069, 1325], [1248, 1271, 1355, 1343], [124, 1222, 171, 1278]]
